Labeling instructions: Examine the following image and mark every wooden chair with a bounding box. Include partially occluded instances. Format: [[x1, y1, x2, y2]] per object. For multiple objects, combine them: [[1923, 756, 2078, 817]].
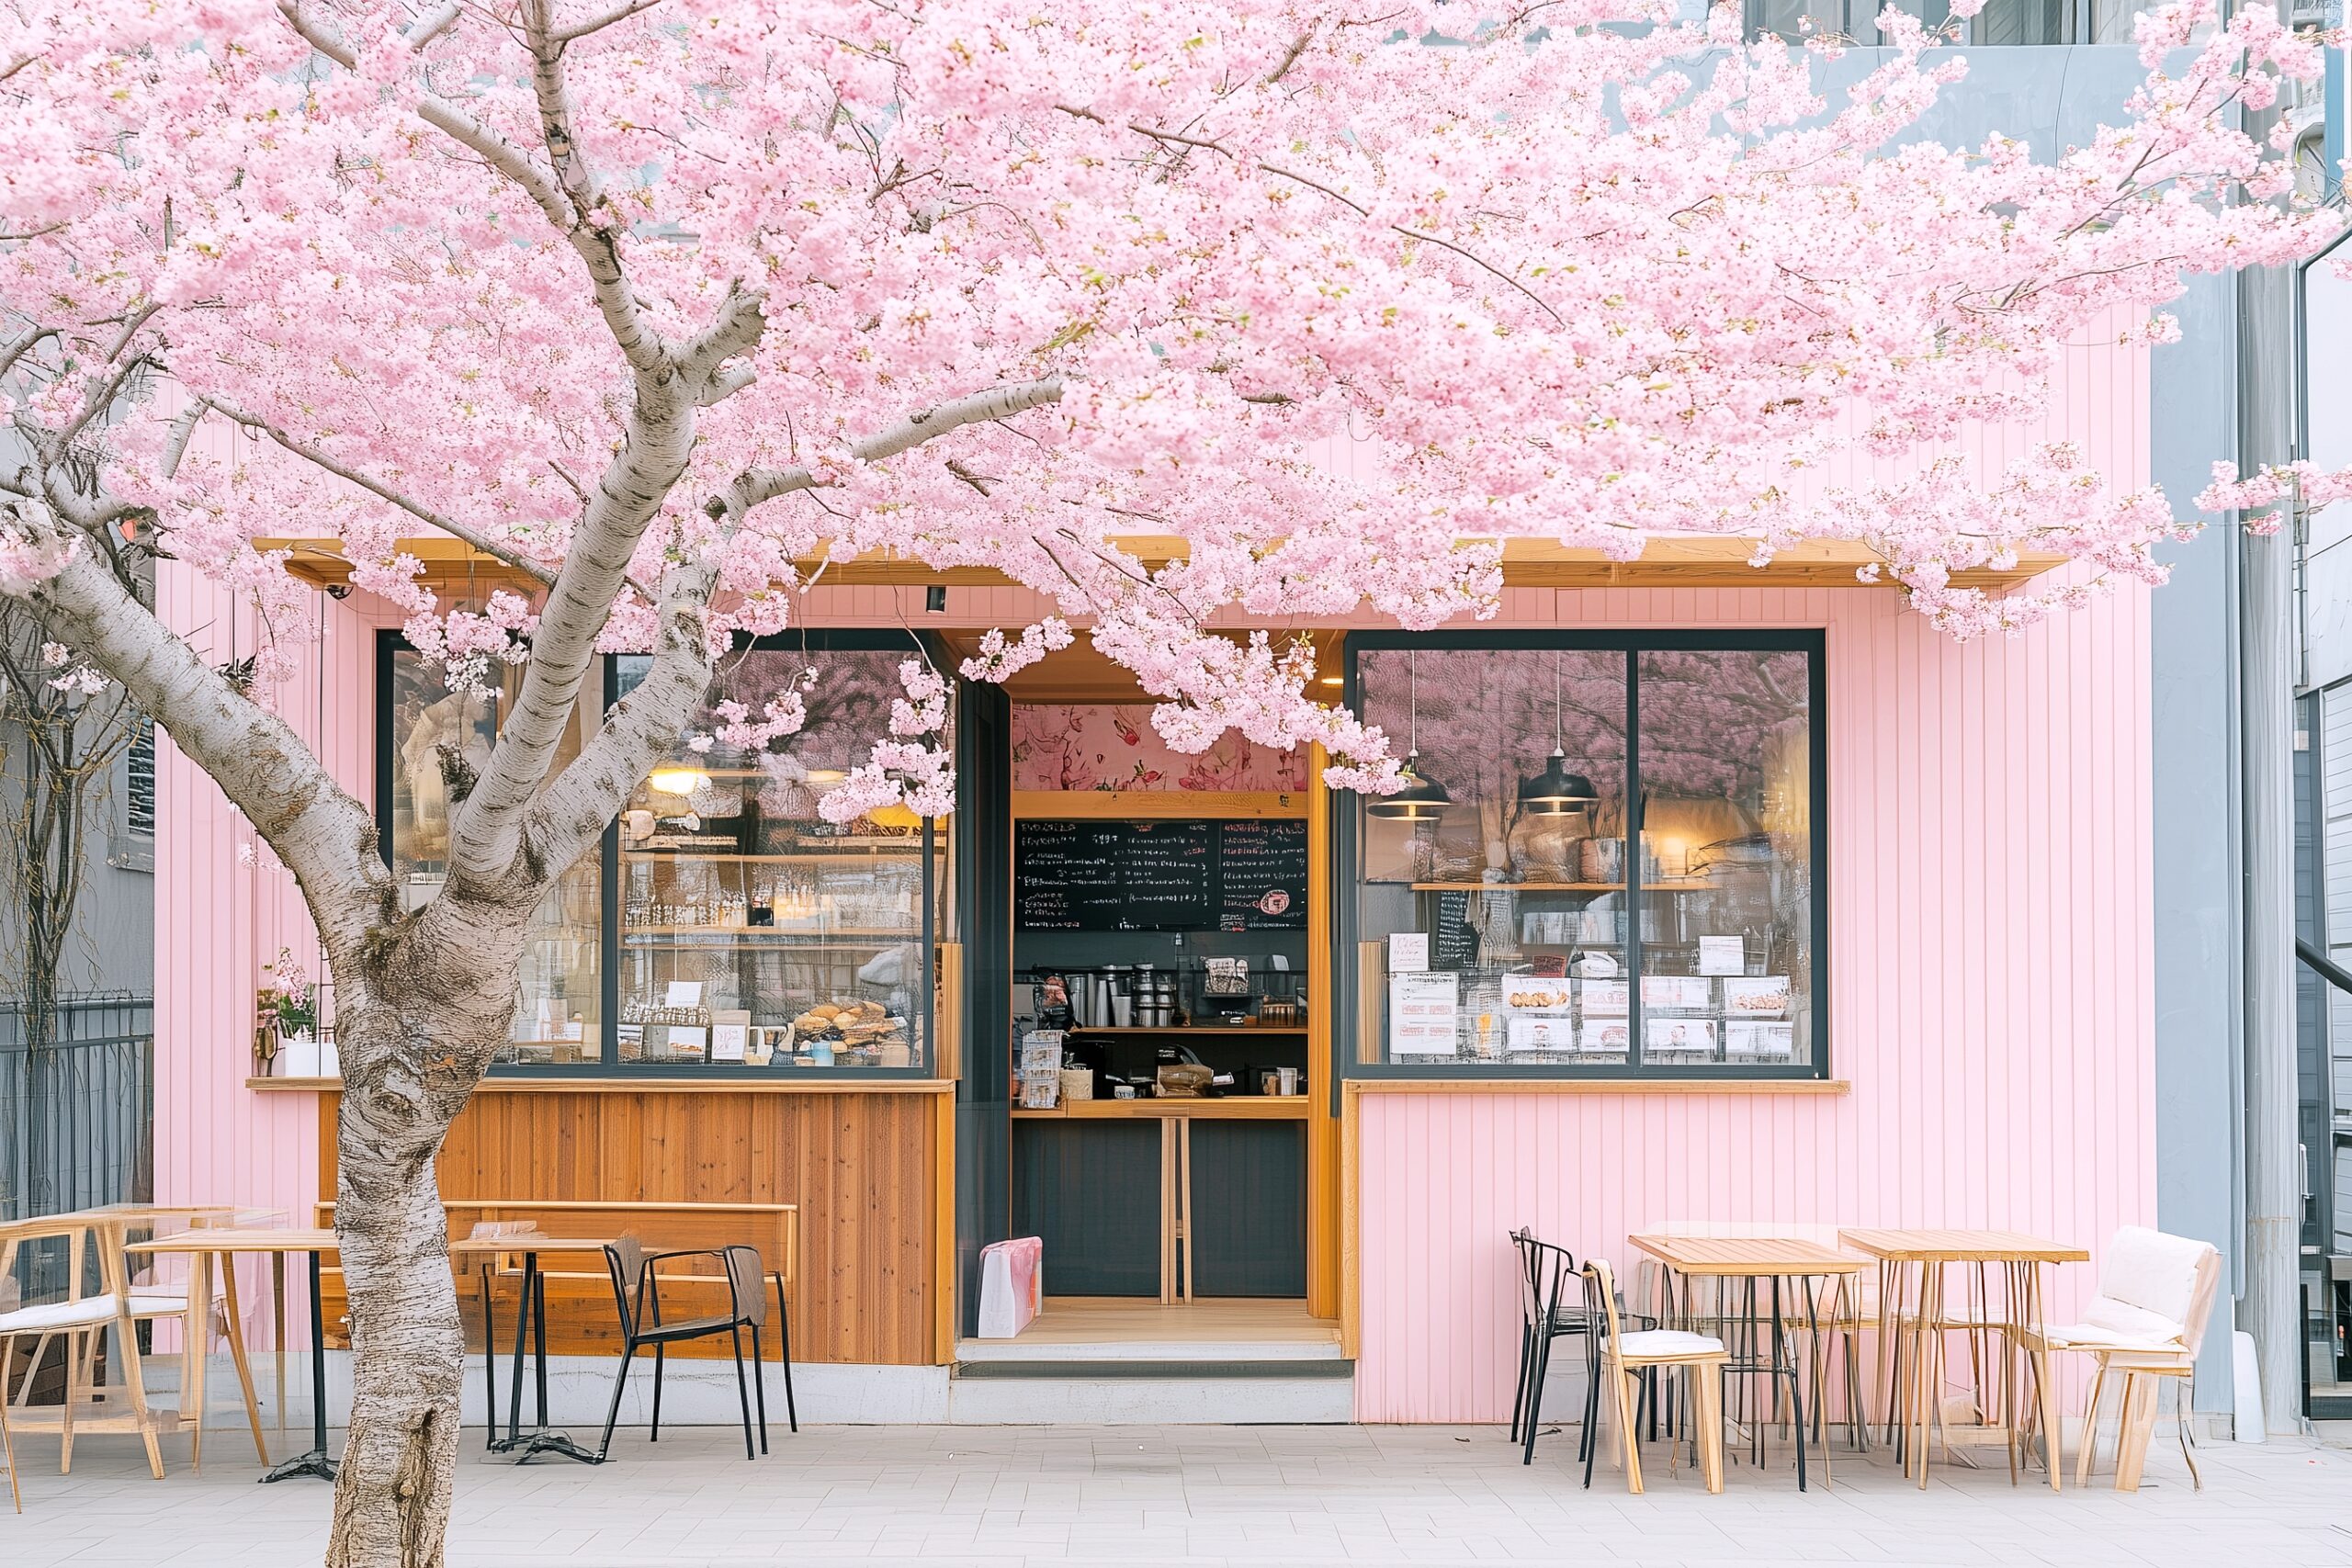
[[0, 1216, 165, 1479], [2019, 1226, 2222, 1491], [1581, 1258, 1729, 1494]]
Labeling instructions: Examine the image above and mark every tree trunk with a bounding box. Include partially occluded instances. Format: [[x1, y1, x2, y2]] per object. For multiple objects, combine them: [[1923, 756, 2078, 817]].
[[323, 904, 533, 1568]]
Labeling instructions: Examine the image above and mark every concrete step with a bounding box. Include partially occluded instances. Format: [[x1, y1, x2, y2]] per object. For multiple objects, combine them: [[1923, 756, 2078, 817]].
[[945, 1369, 1355, 1424]]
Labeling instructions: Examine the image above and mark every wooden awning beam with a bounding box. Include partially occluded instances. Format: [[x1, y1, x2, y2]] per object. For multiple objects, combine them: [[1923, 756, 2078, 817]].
[[262, 533, 2063, 596]]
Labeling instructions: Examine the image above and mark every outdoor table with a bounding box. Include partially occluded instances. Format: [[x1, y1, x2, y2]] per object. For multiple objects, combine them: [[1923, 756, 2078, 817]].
[[127, 1226, 340, 1483], [1838, 1228, 2088, 1491], [447, 1235, 618, 1466], [1630, 1235, 1864, 1490]]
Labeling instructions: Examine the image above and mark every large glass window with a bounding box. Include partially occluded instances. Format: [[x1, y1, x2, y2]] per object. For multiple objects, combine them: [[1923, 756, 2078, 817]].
[[1346, 634, 1824, 1077], [380, 635, 943, 1077], [611, 645, 941, 1075], [383, 641, 605, 1065]]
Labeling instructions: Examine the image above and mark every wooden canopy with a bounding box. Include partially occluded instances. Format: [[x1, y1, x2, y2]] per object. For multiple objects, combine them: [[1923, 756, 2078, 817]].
[[264, 532, 2062, 600]]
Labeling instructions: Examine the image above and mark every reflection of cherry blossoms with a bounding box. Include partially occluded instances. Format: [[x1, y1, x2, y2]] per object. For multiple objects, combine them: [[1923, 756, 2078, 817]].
[[820, 660, 957, 822]]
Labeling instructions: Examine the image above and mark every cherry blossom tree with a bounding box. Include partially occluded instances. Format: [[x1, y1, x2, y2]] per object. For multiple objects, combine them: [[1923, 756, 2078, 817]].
[[0, 0, 2343, 1559]]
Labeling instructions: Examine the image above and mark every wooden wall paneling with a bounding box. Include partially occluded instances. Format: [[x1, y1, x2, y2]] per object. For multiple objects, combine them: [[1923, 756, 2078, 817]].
[[314, 1087, 944, 1366]]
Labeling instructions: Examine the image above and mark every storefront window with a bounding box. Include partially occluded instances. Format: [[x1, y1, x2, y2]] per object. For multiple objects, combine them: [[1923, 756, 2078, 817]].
[[383, 642, 605, 1064], [1347, 634, 1823, 1075], [611, 646, 940, 1074]]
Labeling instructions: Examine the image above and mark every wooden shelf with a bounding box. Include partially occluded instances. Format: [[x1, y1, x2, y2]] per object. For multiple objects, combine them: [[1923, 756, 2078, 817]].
[[621, 925, 913, 939], [625, 850, 925, 863], [1403, 880, 1719, 893], [1012, 1097, 1311, 1120], [1067, 1024, 1308, 1035]]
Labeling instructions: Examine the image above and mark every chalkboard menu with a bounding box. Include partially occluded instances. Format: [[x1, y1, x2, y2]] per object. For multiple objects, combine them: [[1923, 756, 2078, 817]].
[[1431, 888, 1481, 968], [1118, 820, 1216, 929], [1016, 818, 1309, 931], [1012, 821, 1126, 928], [1216, 818, 1308, 931]]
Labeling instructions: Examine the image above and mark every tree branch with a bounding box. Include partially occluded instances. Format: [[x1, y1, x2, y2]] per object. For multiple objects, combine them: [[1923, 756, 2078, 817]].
[[16, 536, 390, 948], [550, 0, 667, 44], [199, 399, 560, 590]]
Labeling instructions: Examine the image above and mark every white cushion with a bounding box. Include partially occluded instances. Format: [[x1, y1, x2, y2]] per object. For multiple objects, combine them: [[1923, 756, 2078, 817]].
[[1619, 1329, 1724, 1358], [0, 1296, 117, 1334], [2097, 1227, 2206, 1324]]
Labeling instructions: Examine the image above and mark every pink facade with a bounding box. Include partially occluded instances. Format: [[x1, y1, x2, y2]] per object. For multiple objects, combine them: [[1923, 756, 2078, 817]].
[[151, 328, 2157, 1402], [1350, 580, 2154, 1420]]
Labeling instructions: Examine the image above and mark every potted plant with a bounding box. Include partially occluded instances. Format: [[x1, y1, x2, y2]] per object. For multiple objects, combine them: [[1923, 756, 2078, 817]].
[[263, 947, 323, 1077]]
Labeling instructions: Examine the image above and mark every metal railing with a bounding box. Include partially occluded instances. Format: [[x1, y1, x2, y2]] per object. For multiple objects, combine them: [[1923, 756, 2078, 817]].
[[0, 992, 154, 1232]]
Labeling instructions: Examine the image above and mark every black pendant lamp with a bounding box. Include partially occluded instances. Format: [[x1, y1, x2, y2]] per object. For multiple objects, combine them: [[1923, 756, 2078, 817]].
[[1517, 650, 1598, 816], [1366, 650, 1453, 821]]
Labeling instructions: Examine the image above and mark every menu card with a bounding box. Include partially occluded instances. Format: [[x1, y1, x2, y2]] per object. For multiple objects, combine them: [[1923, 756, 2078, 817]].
[[1388, 971, 1460, 1055]]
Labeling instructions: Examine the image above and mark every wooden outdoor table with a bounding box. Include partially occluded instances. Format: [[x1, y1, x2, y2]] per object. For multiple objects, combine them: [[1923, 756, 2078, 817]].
[[128, 1227, 340, 1483], [1838, 1228, 2089, 1492], [1631, 1235, 1867, 1489], [446, 1235, 619, 1466]]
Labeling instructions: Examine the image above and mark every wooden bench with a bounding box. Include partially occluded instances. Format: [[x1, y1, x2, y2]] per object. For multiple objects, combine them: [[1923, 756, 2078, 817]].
[[314, 1199, 797, 1360]]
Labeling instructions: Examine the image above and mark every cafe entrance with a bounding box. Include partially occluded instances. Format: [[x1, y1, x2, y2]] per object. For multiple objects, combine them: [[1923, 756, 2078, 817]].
[[944, 638, 1344, 1382]]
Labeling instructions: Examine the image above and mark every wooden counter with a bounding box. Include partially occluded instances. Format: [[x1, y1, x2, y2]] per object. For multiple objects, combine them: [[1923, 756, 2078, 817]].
[[1013, 1097, 1309, 1121]]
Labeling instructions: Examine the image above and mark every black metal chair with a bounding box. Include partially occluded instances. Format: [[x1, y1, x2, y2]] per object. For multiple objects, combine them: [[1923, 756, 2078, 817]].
[[1512, 1229, 1653, 1466], [596, 1236, 788, 1461]]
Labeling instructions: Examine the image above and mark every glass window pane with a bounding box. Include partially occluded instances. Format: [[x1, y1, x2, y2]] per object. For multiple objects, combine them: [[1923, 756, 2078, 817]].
[[1634, 649, 1815, 1069], [1355, 648, 1632, 1066], [613, 648, 937, 1074], [386, 649, 603, 1065]]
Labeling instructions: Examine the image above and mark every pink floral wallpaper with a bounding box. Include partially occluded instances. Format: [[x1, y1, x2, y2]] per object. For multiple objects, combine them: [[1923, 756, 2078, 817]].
[[1012, 704, 1308, 792]]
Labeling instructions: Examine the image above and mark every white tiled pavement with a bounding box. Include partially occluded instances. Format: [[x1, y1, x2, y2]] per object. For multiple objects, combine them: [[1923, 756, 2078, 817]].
[[4, 1421, 2349, 1567]]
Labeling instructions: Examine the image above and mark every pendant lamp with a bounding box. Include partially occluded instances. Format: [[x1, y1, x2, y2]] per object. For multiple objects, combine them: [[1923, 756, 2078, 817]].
[[1516, 650, 1598, 816], [1366, 650, 1453, 821]]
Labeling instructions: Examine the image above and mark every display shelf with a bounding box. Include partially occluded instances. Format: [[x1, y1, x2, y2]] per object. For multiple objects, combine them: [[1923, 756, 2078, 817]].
[[625, 850, 928, 863], [1066, 1024, 1309, 1035], [1404, 880, 1719, 893], [621, 924, 914, 939]]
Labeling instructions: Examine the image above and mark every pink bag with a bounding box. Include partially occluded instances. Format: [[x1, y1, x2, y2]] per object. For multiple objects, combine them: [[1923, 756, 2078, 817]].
[[976, 1235, 1044, 1338]]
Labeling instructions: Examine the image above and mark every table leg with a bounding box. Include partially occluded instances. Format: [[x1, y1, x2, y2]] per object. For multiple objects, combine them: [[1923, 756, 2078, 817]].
[[2028, 1263, 2063, 1493], [479, 1264, 498, 1454], [186, 1248, 211, 1472], [505, 1256, 530, 1442], [259, 1249, 337, 1483], [220, 1257, 270, 1464], [498, 1251, 601, 1466], [272, 1252, 287, 1433]]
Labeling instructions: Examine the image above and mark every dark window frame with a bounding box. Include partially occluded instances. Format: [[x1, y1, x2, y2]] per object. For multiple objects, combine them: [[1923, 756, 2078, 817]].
[[375, 628, 944, 1082], [1335, 628, 1830, 1082]]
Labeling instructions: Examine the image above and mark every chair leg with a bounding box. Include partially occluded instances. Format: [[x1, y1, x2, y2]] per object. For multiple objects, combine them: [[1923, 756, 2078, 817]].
[[1579, 1337, 1602, 1483], [2075, 1359, 2109, 1488], [1510, 1322, 1532, 1443], [596, 1344, 637, 1462], [750, 1325, 769, 1455], [1615, 1366, 1645, 1495], [2174, 1374, 2201, 1491], [729, 1325, 755, 1461], [2114, 1372, 2157, 1492], [774, 1278, 797, 1436], [60, 1327, 84, 1474], [650, 1344, 665, 1442], [0, 1339, 17, 1515], [1695, 1368, 1725, 1495], [1520, 1328, 1555, 1466]]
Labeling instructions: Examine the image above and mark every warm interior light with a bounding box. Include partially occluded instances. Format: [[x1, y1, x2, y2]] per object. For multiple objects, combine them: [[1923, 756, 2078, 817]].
[[1318, 675, 1343, 688], [649, 766, 708, 797], [804, 767, 848, 785], [868, 801, 923, 829]]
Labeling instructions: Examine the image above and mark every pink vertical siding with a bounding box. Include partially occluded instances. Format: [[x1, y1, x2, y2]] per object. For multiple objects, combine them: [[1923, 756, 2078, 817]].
[[154, 556, 390, 1343], [1351, 331, 2158, 1422]]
